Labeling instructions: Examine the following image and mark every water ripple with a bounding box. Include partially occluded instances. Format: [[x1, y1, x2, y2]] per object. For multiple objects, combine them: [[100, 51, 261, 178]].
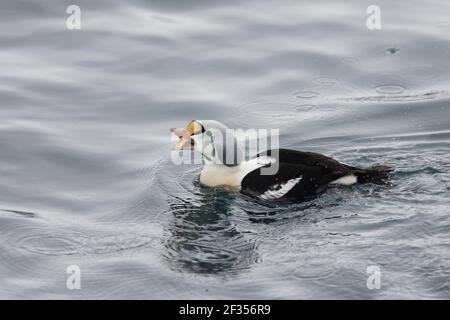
[[294, 90, 321, 99]]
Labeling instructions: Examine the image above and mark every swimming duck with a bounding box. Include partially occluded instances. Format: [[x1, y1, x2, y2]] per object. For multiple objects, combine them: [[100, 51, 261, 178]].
[[171, 120, 393, 202]]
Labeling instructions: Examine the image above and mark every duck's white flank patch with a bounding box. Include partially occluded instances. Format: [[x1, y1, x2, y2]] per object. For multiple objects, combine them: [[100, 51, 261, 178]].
[[260, 176, 303, 200], [330, 174, 357, 186], [199, 156, 276, 188]]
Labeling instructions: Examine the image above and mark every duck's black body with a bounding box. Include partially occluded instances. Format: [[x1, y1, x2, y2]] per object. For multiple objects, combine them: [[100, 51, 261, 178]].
[[241, 149, 392, 202], [171, 120, 393, 203]]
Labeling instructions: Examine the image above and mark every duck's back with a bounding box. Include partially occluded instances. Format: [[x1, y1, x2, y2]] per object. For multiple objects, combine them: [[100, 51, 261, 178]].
[[240, 149, 354, 202]]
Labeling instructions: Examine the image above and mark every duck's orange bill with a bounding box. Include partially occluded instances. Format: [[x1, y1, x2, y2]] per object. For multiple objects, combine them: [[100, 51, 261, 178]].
[[170, 128, 192, 150]]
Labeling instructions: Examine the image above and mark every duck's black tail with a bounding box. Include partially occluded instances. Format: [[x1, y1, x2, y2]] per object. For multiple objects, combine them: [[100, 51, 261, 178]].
[[348, 165, 394, 184]]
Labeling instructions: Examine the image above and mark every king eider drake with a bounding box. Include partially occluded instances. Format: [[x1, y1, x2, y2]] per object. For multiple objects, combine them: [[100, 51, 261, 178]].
[[171, 120, 393, 203]]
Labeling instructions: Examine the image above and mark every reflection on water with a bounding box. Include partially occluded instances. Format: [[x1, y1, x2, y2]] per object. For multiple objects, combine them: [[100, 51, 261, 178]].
[[163, 189, 258, 275]]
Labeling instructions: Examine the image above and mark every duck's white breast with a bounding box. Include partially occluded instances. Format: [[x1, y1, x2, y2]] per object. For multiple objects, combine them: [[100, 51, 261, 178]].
[[199, 156, 275, 188]]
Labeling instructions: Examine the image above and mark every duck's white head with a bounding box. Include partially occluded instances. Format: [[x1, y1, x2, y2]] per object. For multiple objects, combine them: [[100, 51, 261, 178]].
[[171, 120, 243, 166]]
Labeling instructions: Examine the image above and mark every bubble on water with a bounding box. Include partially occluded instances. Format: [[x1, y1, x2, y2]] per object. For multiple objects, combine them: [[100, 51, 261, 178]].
[[375, 84, 406, 95]]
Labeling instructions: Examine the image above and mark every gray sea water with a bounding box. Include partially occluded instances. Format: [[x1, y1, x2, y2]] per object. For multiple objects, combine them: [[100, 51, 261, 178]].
[[1, 0, 450, 299]]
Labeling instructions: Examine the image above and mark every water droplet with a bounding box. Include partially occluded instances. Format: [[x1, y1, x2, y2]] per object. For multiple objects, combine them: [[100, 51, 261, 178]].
[[386, 47, 400, 54], [294, 90, 321, 99], [375, 84, 406, 95]]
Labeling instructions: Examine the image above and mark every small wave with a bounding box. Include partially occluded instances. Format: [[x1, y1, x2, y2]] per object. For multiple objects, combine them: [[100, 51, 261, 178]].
[[339, 89, 445, 103], [0, 209, 37, 218]]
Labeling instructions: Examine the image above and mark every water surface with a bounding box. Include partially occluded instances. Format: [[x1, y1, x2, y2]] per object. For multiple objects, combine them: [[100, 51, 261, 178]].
[[1, 0, 450, 299]]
